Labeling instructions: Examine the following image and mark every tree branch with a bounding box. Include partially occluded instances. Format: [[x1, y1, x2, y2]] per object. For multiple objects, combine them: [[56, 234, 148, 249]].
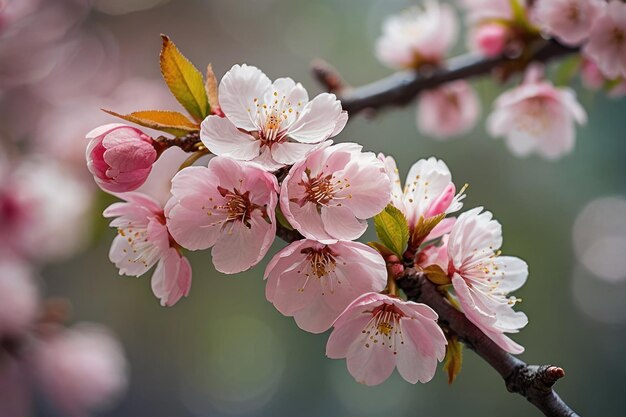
[[396, 269, 579, 417], [312, 39, 579, 117]]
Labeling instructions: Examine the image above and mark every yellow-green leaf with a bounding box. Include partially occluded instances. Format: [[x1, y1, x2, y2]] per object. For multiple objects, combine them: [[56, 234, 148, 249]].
[[103, 109, 198, 137], [373, 204, 410, 258], [443, 336, 463, 384], [423, 264, 451, 285], [411, 213, 446, 247], [160, 35, 210, 122]]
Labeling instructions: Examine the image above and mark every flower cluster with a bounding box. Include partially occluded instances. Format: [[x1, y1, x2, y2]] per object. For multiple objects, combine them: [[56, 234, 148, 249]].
[[376, 1, 626, 160], [90, 52, 529, 387]]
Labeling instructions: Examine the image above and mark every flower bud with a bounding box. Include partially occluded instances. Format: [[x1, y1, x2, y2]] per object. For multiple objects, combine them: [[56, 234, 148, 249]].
[[86, 124, 158, 193], [474, 23, 508, 57]]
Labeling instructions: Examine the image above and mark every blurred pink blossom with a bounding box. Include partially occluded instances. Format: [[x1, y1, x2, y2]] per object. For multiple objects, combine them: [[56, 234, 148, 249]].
[[0, 157, 91, 262], [166, 156, 278, 274], [201, 64, 347, 171], [104, 192, 191, 306], [265, 239, 387, 333], [447, 207, 528, 354], [34, 324, 128, 417], [416, 81, 481, 140], [584, 0, 626, 79], [280, 142, 390, 242], [0, 260, 38, 338], [534, 0, 604, 46], [326, 292, 447, 386], [375, 1, 458, 69], [86, 124, 158, 193], [487, 66, 587, 159]]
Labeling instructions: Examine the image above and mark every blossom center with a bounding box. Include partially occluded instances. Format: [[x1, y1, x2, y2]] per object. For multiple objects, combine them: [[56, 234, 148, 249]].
[[301, 246, 337, 279], [361, 303, 406, 353], [252, 92, 300, 149], [217, 186, 259, 227]]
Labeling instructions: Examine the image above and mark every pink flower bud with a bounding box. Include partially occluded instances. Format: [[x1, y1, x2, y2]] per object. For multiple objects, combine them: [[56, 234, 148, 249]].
[[86, 123, 158, 193], [474, 23, 508, 57]]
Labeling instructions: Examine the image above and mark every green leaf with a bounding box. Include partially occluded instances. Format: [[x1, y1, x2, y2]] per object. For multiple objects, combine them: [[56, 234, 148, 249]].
[[509, 0, 538, 34], [411, 213, 446, 247], [160, 35, 210, 122], [373, 204, 410, 258], [275, 205, 294, 231], [443, 336, 464, 384], [554, 55, 582, 86], [422, 264, 451, 285], [103, 109, 198, 137]]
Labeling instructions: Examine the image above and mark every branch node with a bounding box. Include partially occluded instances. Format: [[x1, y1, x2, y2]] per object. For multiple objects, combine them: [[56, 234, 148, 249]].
[[311, 59, 349, 94]]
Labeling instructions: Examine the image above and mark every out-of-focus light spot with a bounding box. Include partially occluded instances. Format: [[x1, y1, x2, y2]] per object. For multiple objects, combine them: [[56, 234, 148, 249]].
[[179, 315, 285, 415], [571, 264, 626, 324], [94, 0, 171, 15], [328, 361, 415, 416], [572, 196, 626, 282]]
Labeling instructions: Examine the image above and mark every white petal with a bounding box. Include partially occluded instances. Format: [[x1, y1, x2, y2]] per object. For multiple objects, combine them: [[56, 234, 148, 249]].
[[200, 116, 260, 160], [219, 64, 271, 131]]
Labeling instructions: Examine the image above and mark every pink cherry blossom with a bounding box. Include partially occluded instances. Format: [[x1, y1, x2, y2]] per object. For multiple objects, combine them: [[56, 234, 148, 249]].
[[86, 123, 158, 193], [416, 81, 481, 140], [584, 0, 626, 79], [472, 23, 509, 57], [34, 324, 127, 417], [104, 192, 191, 306], [376, 1, 458, 69], [166, 156, 278, 274], [379, 155, 464, 235], [0, 260, 38, 338], [534, 0, 604, 46], [447, 207, 528, 354], [265, 239, 387, 333], [326, 292, 447, 386], [487, 66, 587, 159], [417, 234, 451, 271], [280, 142, 391, 242], [200, 64, 347, 172]]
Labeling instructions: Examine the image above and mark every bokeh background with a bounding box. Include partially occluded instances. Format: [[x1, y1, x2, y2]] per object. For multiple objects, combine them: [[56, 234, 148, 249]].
[[3, 0, 626, 416]]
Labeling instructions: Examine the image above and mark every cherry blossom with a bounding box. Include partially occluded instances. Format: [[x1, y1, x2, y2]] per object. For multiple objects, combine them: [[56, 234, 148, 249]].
[[487, 66, 587, 159], [584, 0, 626, 80], [375, 1, 458, 69], [86, 123, 158, 193], [265, 239, 387, 333], [0, 260, 38, 338], [34, 324, 127, 417], [280, 142, 391, 242], [200, 64, 346, 171], [534, 0, 604, 46], [326, 292, 447, 386], [166, 156, 278, 274], [416, 81, 481, 140], [104, 192, 191, 306], [447, 207, 528, 354], [379, 155, 464, 236]]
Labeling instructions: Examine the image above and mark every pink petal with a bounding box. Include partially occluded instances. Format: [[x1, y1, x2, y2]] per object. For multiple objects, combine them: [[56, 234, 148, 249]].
[[151, 248, 192, 307], [200, 115, 260, 160], [219, 64, 271, 131], [287, 93, 344, 143], [321, 205, 368, 241]]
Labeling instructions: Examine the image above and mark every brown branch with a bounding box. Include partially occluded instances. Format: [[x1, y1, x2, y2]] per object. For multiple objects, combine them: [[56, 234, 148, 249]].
[[312, 39, 579, 117], [396, 269, 579, 417]]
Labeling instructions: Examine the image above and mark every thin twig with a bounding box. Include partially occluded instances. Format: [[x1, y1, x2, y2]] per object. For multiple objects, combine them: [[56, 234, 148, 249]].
[[312, 39, 579, 117], [396, 269, 579, 417]]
